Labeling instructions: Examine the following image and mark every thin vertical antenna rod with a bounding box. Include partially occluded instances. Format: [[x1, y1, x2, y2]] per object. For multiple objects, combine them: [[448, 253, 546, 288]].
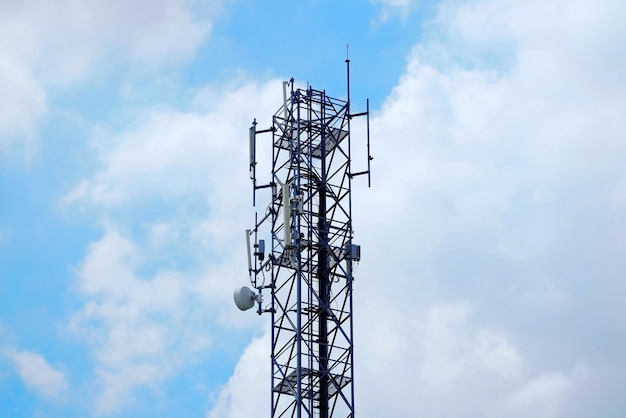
[[346, 51, 351, 111], [367, 98, 372, 187], [346, 54, 373, 186], [246, 229, 253, 275], [250, 119, 257, 205]]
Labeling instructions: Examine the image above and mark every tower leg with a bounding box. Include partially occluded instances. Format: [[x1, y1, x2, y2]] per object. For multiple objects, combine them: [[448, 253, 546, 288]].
[[318, 181, 329, 418]]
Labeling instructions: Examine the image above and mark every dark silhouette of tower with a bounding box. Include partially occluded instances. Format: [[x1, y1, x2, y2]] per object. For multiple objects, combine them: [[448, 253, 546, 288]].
[[241, 61, 371, 418]]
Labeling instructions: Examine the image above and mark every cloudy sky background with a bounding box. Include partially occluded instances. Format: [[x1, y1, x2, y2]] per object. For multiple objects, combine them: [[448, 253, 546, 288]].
[[1, 0, 625, 417]]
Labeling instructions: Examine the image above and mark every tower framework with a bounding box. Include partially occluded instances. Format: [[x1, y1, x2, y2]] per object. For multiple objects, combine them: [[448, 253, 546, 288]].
[[247, 64, 370, 418]]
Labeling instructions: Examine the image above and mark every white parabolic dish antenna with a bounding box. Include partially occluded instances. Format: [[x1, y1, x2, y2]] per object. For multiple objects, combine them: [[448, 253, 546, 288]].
[[234, 286, 261, 311]]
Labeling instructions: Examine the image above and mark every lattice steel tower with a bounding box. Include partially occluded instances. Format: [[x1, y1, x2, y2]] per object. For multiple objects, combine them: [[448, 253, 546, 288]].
[[236, 60, 371, 418]]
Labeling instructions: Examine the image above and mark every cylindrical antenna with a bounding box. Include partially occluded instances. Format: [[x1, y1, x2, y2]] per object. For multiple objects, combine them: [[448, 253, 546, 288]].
[[249, 120, 257, 171], [282, 183, 291, 246], [250, 120, 257, 206], [245, 229, 253, 275], [282, 81, 289, 122], [367, 98, 372, 187]]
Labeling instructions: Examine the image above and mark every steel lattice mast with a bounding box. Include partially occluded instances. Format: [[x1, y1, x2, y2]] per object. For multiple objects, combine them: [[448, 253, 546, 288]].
[[243, 60, 371, 418]]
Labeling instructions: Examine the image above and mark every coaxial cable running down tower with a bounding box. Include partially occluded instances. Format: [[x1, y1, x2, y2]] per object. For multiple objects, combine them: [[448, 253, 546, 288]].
[[235, 60, 372, 418]]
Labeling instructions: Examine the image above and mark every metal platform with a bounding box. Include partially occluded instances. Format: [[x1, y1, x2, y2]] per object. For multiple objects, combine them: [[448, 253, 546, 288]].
[[273, 368, 352, 401], [275, 124, 349, 159]]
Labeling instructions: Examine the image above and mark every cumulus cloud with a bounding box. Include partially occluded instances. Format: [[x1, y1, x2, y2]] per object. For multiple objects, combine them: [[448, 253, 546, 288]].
[[70, 227, 212, 413], [68, 218, 252, 414], [503, 366, 586, 418], [63, 79, 283, 208], [0, 0, 214, 82], [358, 0, 624, 415], [6, 349, 68, 399], [0, 59, 46, 152], [65, 78, 282, 413], [0, 0, 217, 153], [207, 331, 269, 418], [209, 0, 626, 416], [371, 0, 420, 24]]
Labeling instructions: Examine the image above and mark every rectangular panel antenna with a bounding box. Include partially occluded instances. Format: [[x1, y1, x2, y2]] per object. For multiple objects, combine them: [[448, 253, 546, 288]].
[[282, 184, 291, 246], [245, 229, 252, 274], [249, 124, 256, 170]]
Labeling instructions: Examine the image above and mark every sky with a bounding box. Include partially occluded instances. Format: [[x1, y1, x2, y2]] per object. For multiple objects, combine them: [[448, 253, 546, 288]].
[[1, 0, 625, 417]]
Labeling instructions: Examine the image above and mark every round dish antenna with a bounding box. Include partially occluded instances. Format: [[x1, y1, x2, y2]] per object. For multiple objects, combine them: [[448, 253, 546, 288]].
[[234, 286, 262, 311]]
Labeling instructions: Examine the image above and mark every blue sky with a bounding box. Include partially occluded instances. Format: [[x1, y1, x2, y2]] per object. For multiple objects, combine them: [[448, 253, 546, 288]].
[[1, 0, 626, 417]]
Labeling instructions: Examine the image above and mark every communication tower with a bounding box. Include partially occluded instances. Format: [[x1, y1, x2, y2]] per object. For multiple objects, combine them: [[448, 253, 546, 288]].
[[235, 59, 371, 418]]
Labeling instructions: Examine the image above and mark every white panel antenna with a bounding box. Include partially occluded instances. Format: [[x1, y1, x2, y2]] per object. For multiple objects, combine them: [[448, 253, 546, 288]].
[[282, 80, 289, 122], [282, 183, 291, 246], [249, 124, 256, 174], [245, 229, 253, 274]]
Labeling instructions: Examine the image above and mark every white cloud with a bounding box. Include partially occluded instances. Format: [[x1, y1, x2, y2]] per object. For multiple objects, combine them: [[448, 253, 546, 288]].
[[65, 77, 283, 413], [69, 221, 266, 414], [70, 227, 214, 414], [0, 0, 214, 82], [63, 79, 283, 208], [207, 331, 269, 418], [358, 0, 623, 415], [0, 0, 217, 153], [0, 59, 46, 153], [474, 330, 523, 379], [505, 368, 583, 418], [6, 349, 68, 399], [371, 0, 419, 24], [355, 301, 528, 417], [480, 363, 588, 418]]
